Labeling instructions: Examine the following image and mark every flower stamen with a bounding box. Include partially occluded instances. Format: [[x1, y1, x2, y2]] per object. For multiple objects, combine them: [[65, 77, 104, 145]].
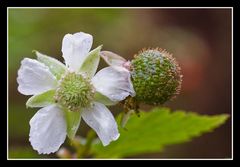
[[54, 72, 95, 112]]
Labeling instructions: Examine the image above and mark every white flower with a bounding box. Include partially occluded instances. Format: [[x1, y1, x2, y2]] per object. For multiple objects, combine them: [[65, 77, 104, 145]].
[[99, 51, 137, 127], [17, 32, 135, 154]]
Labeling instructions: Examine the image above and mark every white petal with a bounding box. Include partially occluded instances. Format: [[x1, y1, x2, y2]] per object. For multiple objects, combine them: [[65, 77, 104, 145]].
[[81, 102, 120, 146], [29, 105, 67, 154], [92, 66, 135, 101], [17, 58, 57, 95], [100, 51, 127, 67], [61, 32, 93, 72]]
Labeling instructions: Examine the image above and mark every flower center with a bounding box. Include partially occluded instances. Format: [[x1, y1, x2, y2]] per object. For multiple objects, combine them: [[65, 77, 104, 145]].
[[54, 72, 94, 112]]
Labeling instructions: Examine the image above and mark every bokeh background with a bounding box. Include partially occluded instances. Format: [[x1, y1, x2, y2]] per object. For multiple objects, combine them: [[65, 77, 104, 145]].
[[8, 8, 232, 159]]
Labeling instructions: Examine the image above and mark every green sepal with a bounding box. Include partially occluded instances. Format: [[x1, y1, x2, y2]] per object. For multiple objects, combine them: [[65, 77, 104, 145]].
[[34, 50, 66, 80], [64, 109, 81, 140], [94, 92, 118, 106], [26, 90, 55, 108], [79, 45, 102, 78]]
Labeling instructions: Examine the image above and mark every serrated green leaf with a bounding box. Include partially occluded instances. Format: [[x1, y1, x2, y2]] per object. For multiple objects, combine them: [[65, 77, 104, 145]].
[[64, 109, 81, 140], [92, 107, 229, 158], [79, 45, 102, 78], [34, 50, 66, 80], [94, 92, 117, 106], [26, 90, 55, 108]]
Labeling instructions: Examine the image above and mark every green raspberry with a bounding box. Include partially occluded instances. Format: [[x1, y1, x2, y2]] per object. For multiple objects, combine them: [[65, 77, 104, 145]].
[[131, 48, 182, 105]]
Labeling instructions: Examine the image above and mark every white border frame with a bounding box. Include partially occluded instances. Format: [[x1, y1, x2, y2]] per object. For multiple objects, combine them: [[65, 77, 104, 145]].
[[7, 7, 233, 160]]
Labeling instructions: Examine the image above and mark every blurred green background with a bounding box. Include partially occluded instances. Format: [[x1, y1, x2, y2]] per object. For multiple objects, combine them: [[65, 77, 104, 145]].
[[8, 8, 231, 159]]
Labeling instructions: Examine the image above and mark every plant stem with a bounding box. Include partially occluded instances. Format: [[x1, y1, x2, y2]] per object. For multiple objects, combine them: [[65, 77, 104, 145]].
[[77, 130, 96, 158]]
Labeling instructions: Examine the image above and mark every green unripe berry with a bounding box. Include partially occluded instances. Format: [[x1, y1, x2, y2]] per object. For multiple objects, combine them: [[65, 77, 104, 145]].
[[54, 72, 94, 112], [131, 48, 182, 105]]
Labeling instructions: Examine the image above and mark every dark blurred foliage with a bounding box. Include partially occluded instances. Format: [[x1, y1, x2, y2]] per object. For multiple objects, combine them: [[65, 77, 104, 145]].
[[8, 8, 231, 158]]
